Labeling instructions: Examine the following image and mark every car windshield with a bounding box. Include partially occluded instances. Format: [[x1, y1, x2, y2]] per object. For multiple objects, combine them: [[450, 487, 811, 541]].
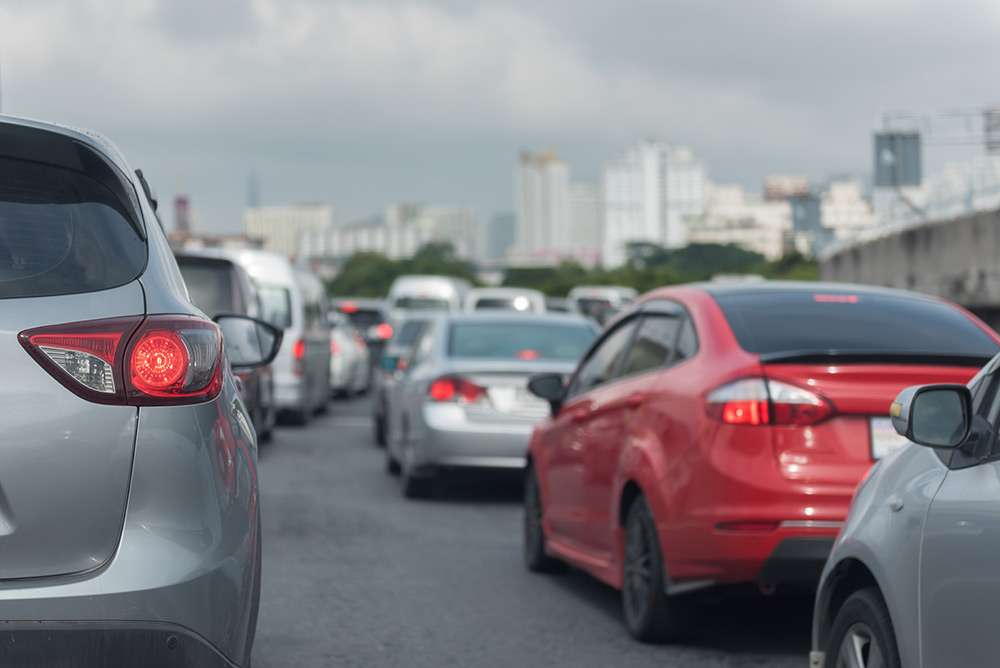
[[473, 296, 532, 311], [344, 308, 384, 329], [714, 291, 1000, 357], [448, 321, 595, 361], [394, 296, 450, 311], [177, 262, 233, 317], [258, 284, 292, 330]]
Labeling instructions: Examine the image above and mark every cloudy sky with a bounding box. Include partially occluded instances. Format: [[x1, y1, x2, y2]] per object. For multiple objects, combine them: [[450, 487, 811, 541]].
[[0, 0, 997, 232]]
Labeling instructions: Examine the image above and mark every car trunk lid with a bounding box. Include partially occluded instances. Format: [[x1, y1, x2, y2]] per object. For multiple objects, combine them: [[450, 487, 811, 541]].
[[0, 282, 144, 579]]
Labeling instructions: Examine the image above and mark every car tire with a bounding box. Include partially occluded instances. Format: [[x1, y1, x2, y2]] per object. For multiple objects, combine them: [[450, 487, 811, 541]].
[[523, 465, 567, 574], [825, 588, 901, 668], [400, 461, 435, 499], [621, 496, 686, 643], [374, 413, 387, 447], [385, 450, 401, 476], [284, 406, 310, 426]]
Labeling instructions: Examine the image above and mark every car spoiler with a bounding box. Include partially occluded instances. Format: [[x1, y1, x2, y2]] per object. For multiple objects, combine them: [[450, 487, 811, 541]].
[[758, 350, 995, 367]]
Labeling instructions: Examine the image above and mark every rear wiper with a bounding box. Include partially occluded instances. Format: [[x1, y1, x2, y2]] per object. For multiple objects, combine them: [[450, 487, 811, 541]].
[[759, 349, 994, 366]]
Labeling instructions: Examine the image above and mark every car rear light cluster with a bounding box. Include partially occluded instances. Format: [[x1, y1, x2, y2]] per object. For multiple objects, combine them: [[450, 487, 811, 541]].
[[292, 337, 306, 375], [374, 323, 393, 340], [20, 315, 223, 406], [330, 340, 341, 355], [706, 378, 832, 426], [428, 376, 487, 404]]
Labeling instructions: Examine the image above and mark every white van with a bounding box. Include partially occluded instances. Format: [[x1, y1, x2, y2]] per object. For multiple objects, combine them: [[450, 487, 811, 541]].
[[464, 287, 546, 313], [218, 249, 332, 425], [387, 275, 470, 314]]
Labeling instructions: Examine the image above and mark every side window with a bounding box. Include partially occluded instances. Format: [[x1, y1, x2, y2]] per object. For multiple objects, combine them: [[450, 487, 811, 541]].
[[567, 319, 638, 397], [619, 315, 681, 378], [674, 317, 698, 362], [408, 324, 436, 372]]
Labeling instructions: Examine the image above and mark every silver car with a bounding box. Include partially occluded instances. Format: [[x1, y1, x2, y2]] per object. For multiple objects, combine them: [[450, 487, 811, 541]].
[[384, 313, 597, 498], [0, 116, 278, 666], [372, 315, 432, 448], [329, 312, 370, 397], [811, 355, 1000, 668]]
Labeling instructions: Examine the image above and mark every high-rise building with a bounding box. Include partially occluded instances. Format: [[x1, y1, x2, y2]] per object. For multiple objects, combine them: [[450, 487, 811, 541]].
[[602, 141, 705, 267], [764, 175, 810, 202], [687, 184, 791, 260], [513, 150, 570, 265], [173, 195, 191, 234], [243, 203, 334, 258]]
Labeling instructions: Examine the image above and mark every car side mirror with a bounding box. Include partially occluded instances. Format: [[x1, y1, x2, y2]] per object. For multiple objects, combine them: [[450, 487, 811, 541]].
[[215, 315, 283, 369], [528, 373, 566, 416], [891, 384, 972, 449]]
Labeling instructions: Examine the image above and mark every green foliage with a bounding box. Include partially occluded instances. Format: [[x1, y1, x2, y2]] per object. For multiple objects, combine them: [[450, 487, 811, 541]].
[[326, 241, 819, 299], [325, 243, 479, 297]]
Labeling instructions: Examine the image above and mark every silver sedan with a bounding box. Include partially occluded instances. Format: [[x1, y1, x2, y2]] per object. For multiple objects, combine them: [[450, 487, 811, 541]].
[[384, 313, 597, 498]]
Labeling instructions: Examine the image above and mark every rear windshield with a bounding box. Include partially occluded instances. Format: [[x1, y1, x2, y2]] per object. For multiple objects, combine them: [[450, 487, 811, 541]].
[[394, 296, 450, 311], [259, 284, 292, 330], [0, 156, 146, 299], [714, 291, 999, 357], [576, 297, 614, 321], [177, 261, 233, 317], [474, 297, 531, 311], [448, 322, 595, 361], [346, 308, 385, 329]]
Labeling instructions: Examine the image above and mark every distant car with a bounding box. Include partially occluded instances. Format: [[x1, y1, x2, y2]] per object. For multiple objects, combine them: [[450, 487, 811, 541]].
[[372, 315, 432, 448], [335, 298, 393, 363], [465, 287, 546, 313], [811, 358, 1000, 668], [176, 251, 277, 441], [215, 249, 332, 425], [568, 285, 637, 325], [524, 281, 1000, 642], [385, 313, 597, 498], [329, 312, 370, 398], [0, 116, 279, 666], [387, 275, 471, 315]]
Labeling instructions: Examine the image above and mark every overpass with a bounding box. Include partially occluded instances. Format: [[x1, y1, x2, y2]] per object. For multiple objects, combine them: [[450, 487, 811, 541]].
[[820, 208, 1000, 328]]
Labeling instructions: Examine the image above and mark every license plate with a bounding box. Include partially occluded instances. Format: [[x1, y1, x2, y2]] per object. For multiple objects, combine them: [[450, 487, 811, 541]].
[[870, 416, 910, 460]]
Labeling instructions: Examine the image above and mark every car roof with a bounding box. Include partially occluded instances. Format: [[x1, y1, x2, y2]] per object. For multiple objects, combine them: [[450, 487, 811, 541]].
[[175, 251, 237, 268], [0, 113, 132, 176], [467, 286, 544, 296], [334, 298, 386, 310], [431, 312, 596, 328]]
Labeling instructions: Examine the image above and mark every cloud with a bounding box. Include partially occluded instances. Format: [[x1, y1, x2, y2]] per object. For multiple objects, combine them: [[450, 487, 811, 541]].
[[0, 0, 998, 230]]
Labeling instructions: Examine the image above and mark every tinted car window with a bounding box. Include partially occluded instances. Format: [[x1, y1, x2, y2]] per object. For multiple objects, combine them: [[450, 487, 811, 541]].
[[0, 156, 146, 299], [714, 291, 999, 357], [620, 315, 681, 377], [474, 297, 522, 311], [448, 322, 595, 361], [258, 284, 292, 330], [346, 308, 385, 329], [177, 261, 234, 317], [393, 321, 428, 347], [568, 319, 638, 396], [394, 296, 450, 311]]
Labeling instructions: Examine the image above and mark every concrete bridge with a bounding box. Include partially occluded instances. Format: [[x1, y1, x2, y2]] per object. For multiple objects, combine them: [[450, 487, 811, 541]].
[[820, 208, 1000, 328]]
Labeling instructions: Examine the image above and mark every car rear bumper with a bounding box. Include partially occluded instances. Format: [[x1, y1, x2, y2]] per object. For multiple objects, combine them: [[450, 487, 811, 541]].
[[757, 536, 836, 587], [412, 404, 532, 469], [0, 622, 237, 668]]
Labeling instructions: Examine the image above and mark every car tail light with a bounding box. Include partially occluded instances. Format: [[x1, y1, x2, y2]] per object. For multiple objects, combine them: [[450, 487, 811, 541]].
[[375, 323, 393, 340], [331, 340, 341, 355], [20, 315, 223, 406], [292, 337, 306, 376], [706, 378, 832, 426], [428, 376, 487, 404]]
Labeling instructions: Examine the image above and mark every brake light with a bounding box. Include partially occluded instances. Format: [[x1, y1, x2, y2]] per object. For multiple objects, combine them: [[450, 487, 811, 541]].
[[706, 378, 832, 426], [20, 315, 223, 406], [428, 376, 487, 404], [331, 340, 341, 355], [293, 338, 306, 361], [375, 323, 394, 340], [339, 301, 359, 314]]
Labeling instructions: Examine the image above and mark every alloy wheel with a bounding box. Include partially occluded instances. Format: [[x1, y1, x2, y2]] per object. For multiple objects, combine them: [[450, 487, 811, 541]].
[[623, 511, 653, 623], [836, 623, 885, 668]]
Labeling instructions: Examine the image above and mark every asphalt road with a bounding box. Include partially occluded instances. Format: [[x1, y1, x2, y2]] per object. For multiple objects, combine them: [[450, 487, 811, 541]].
[[252, 395, 812, 668]]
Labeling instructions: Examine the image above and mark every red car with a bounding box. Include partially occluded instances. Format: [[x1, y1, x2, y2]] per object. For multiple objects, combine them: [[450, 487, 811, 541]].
[[524, 282, 1000, 641]]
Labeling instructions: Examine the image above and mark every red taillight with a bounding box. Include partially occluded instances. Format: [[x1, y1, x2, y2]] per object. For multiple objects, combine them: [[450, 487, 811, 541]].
[[706, 378, 832, 426], [428, 376, 487, 404], [293, 338, 306, 361], [375, 323, 394, 340], [339, 301, 359, 314], [331, 340, 341, 355], [20, 315, 223, 406]]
